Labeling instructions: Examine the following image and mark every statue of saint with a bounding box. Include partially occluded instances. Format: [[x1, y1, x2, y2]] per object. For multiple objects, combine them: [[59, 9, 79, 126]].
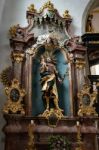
[[86, 14, 94, 32], [40, 55, 63, 113]]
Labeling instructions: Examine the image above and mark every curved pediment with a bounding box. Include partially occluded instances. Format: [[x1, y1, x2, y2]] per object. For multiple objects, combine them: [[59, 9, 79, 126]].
[[27, 1, 72, 20], [26, 1, 72, 38], [9, 0, 72, 45]]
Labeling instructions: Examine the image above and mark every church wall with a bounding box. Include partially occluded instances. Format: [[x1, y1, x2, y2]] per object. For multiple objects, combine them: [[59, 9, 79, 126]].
[[0, 0, 91, 149]]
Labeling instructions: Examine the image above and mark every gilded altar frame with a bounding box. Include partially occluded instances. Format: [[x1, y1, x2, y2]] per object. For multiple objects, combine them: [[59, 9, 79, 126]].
[[24, 1, 74, 116], [1, 1, 87, 116]]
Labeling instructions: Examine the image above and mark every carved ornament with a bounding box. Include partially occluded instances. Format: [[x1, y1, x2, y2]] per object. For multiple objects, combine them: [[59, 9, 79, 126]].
[[40, 108, 63, 127], [26, 47, 37, 56], [41, 108, 63, 119], [11, 52, 25, 63], [3, 79, 26, 114], [77, 84, 98, 116], [9, 24, 26, 40], [27, 4, 37, 13], [0, 66, 13, 86], [9, 24, 20, 38], [75, 59, 86, 69], [39, 0, 55, 13], [63, 10, 71, 19]]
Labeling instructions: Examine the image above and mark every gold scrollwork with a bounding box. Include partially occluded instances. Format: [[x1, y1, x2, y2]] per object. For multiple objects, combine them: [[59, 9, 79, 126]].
[[40, 108, 63, 127], [39, 0, 55, 13], [26, 47, 37, 56], [9, 24, 19, 38], [41, 108, 63, 119], [75, 59, 86, 69], [27, 4, 37, 13], [63, 10, 71, 19], [3, 78, 26, 115], [77, 84, 98, 116], [11, 52, 25, 63], [0, 66, 13, 86]]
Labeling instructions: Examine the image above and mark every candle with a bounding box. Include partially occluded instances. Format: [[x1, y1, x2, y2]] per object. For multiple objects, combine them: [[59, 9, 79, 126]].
[[93, 82, 96, 91], [76, 121, 80, 126], [31, 120, 34, 124]]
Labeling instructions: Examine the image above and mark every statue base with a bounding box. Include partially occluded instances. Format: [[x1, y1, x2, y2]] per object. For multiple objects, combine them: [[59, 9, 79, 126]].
[[40, 108, 64, 127]]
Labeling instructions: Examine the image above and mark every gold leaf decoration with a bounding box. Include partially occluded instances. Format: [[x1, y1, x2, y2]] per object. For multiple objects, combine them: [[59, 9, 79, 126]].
[[63, 10, 71, 19], [27, 4, 37, 13], [77, 84, 98, 116], [39, 0, 55, 13], [11, 51, 25, 63], [9, 24, 20, 38], [0, 66, 13, 86], [3, 78, 26, 115]]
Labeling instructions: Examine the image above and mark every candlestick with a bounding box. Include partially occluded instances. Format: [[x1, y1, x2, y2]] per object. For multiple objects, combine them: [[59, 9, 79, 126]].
[[27, 120, 36, 150], [76, 121, 83, 150]]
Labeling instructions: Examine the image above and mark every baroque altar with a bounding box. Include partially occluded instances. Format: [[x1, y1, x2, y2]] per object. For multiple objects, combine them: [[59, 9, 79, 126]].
[[0, 1, 99, 150]]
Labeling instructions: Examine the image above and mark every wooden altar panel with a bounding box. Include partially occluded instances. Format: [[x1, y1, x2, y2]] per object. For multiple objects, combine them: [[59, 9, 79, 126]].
[[3, 115, 98, 150]]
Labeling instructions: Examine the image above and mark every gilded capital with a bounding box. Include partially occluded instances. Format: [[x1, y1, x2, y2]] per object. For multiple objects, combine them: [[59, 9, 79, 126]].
[[11, 52, 25, 63], [26, 47, 37, 56], [75, 60, 86, 69]]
